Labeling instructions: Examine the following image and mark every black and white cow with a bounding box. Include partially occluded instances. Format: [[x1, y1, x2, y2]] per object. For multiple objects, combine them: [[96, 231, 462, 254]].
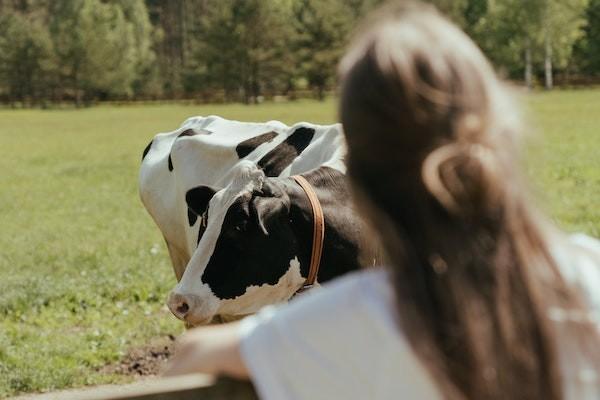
[[139, 116, 373, 326]]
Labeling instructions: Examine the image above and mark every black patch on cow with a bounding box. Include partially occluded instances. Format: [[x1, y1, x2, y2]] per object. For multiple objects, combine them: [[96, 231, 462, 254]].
[[178, 128, 200, 138], [142, 140, 153, 161], [186, 186, 217, 218], [187, 208, 198, 226], [201, 188, 298, 299], [168, 154, 173, 171], [235, 131, 278, 159], [257, 127, 315, 176], [186, 185, 217, 244]]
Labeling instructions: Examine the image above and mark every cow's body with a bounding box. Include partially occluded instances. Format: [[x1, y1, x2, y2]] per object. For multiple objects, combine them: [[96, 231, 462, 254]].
[[139, 116, 370, 326]]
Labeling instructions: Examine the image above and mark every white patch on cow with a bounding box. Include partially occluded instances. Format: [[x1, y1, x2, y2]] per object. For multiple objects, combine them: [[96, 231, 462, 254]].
[[288, 123, 347, 175], [218, 256, 305, 316]]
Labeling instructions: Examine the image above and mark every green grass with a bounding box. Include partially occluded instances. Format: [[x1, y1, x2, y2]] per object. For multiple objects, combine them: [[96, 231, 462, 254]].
[[0, 92, 598, 397], [524, 90, 600, 236]]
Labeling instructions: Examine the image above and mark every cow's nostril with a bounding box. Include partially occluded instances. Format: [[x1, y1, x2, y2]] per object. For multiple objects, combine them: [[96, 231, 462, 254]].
[[176, 302, 189, 316], [168, 293, 199, 321]]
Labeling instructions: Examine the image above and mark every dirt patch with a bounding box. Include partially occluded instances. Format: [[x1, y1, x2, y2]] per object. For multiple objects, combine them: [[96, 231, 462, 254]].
[[100, 335, 176, 377]]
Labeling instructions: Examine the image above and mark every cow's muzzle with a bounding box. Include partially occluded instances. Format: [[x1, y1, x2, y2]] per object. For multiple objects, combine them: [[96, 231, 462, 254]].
[[167, 292, 208, 325]]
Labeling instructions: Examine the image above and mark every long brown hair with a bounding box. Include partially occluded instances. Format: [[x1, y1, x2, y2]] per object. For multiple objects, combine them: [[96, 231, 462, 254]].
[[339, 2, 599, 399]]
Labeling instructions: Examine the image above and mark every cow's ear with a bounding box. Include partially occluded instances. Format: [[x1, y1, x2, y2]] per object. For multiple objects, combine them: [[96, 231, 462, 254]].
[[186, 185, 217, 216], [250, 184, 290, 235]]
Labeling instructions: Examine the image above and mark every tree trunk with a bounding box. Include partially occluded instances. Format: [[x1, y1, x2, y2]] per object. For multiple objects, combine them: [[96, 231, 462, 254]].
[[525, 40, 533, 90], [251, 62, 259, 103], [74, 67, 81, 107], [317, 85, 325, 101], [544, 31, 553, 90]]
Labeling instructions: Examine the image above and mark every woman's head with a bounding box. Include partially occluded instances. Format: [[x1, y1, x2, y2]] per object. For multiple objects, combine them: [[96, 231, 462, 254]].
[[338, 2, 597, 400], [339, 2, 520, 222]]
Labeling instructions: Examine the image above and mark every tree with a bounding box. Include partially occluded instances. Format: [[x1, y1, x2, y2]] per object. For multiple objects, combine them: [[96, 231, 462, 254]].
[[184, 0, 295, 103], [1, 0, 599, 104], [145, 0, 185, 97], [463, 0, 488, 31], [111, 0, 159, 98], [49, 0, 138, 105], [424, 0, 469, 26], [573, 0, 600, 76], [473, 0, 588, 89], [0, 12, 56, 105], [540, 0, 589, 89], [292, 0, 382, 100], [472, 0, 545, 88]]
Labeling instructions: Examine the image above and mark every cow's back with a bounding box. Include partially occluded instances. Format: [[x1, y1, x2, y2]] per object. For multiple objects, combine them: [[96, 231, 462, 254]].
[[139, 116, 346, 279]]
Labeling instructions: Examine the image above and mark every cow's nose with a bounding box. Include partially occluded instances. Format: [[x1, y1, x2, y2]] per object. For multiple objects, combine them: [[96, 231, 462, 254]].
[[167, 292, 193, 320]]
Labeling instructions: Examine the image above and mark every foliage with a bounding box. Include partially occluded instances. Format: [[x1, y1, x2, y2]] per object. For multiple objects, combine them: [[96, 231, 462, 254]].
[[574, 0, 600, 75], [49, 0, 139, 103], [0, 12, 55, 104], [471, 0, 544, 77], [113, 0, 160, 97], [184, 0, 296, 102], [542, 0, 589, 69], [291, 0, 374, 99], [463, 0, 589, 87], [0, 0, 598, 101], [424, 0, 469, 26]]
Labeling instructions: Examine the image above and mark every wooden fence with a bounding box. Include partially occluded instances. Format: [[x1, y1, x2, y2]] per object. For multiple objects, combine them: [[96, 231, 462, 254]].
[[12, 374, 258, 400]]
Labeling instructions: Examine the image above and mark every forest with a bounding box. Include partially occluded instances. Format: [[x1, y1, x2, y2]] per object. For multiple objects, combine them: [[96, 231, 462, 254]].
[[0, 0, 599, 106]]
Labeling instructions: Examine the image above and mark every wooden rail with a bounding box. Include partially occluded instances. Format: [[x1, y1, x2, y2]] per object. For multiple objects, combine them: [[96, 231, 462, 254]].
[[11, 374, 258, 400]]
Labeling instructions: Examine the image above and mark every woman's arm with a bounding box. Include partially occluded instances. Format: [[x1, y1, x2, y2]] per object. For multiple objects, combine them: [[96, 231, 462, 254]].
[[163, 321, 250, 379]]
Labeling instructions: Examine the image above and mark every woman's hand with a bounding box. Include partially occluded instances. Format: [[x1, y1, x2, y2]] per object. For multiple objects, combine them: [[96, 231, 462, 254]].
[[163, 321, 250, 379]]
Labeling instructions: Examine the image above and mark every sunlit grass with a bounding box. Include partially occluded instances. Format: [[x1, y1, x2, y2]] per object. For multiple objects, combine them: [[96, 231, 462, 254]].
[[0, 91, 598, 396], [525, 89, 600, 236]]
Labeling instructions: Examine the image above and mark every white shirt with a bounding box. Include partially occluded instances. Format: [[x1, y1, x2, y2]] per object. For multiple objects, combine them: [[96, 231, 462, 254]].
[[239, 234, 600, 400]]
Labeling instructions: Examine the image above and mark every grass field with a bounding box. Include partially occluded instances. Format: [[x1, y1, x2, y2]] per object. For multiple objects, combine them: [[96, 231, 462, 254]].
[[0, 91, 599, 398]]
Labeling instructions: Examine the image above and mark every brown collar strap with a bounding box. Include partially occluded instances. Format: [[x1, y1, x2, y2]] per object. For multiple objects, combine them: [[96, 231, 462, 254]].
[[291, 175, 325, 293]]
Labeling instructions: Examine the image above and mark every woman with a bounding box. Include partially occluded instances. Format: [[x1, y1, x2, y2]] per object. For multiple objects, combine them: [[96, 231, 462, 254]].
[[164, 2, 600, 399]]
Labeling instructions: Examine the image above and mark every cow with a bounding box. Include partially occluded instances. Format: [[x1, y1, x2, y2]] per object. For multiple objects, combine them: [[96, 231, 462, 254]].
[[139, 116, 374, 326]]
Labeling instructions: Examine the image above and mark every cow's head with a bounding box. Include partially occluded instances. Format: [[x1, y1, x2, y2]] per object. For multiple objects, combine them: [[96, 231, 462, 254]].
[[167, 161, 307, 326]]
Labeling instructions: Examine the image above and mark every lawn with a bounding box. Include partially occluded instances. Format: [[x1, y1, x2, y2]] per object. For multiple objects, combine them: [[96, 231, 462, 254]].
[[0, 91, 598, 397]]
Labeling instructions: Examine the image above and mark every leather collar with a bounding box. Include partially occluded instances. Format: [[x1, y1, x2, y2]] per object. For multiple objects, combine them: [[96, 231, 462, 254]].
[[291, 175, 325, 294]]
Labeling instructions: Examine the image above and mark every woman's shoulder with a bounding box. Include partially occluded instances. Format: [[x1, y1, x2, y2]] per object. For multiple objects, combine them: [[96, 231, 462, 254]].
[[289, 268, 398, 327], [240, 268, 397, 337], [312, 267, 394, 302], [555, 233, 600, 313], [239, 268, 442, 400], [275, 267, 397, 329], [568, 233, 600, 263]]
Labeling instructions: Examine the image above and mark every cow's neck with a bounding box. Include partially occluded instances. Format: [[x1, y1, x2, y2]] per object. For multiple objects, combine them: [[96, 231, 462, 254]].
[[280, 167, 365, 284]]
